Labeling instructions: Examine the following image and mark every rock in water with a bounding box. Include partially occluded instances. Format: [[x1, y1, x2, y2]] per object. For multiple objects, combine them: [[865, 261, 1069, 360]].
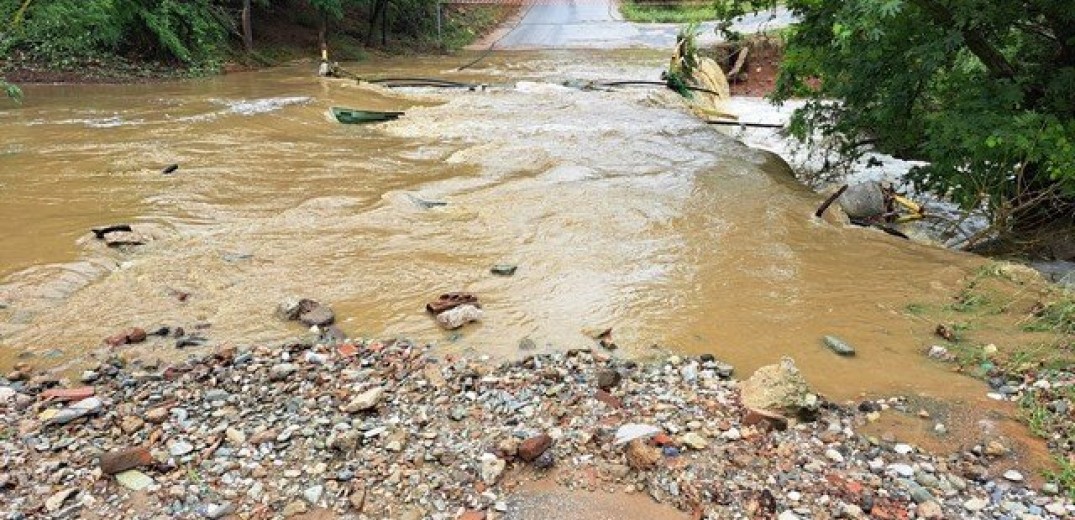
[[490, 264, 518, 276], [740, 357, 819, 420], [435, 304, 483, 330], [823, 336, 856, 356], [275, 297, 303, 321], [838, 182, 886, 219], [298, 300, 335, 327]]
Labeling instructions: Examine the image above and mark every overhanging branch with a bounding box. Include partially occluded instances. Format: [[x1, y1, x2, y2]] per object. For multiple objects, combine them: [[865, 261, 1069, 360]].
[[910, 0, 1016, 79]]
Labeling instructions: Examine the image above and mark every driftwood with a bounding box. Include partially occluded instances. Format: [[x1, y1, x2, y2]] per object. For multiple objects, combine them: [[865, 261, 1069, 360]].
[[814, 185, 848, 218], [728, 47, 750, 78], [91, 224, 133, 239]]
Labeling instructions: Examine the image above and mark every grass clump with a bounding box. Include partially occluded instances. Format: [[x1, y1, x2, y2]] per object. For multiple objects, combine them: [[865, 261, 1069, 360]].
[[620, 0, 718, 23]]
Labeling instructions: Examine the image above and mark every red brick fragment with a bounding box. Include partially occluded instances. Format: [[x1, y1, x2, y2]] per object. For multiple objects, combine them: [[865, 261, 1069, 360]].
[[594, 389, 623, 409], [40, 387, 95, 402], [99, 447, 154, 475], [518, 434, 553, 462]]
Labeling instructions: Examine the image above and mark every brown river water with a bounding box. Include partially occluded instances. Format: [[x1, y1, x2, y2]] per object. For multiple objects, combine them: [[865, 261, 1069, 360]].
[[0, 50, 1012, 416]]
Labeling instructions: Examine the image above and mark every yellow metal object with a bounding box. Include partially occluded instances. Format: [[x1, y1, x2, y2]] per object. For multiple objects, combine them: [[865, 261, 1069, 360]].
[[892, 195, 925, 222]]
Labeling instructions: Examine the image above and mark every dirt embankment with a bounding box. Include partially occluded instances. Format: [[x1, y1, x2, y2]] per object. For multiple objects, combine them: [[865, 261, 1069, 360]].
[[708, 37, 783, 97]]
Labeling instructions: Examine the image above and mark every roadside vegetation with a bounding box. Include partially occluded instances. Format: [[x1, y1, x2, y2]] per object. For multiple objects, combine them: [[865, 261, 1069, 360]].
[[903, 261, 1074, 495], [619, 0, 718, 24], [714, 0, 1075, 250], [0, 0, 509, 84]]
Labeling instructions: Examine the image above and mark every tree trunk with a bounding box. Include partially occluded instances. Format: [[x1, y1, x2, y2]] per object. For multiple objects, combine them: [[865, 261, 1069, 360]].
[[367, 0, 387, 46], [319, 14, 327, 54], [241, 0, 253, 52], [381, 0, 388, 46], [910, 0, 1016, 79]]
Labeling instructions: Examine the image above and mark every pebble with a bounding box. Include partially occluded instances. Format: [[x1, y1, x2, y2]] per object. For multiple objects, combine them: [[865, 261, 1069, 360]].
[[1003, 470, 1024, 482], [225, 427, 246, 445], [115, 470, 154, 491], [303, 485, 323, 504], [1045, 502, 1067, 515], [720, 428, 742, 441], [824, 448, 844, 463], [681, 432, 708, 450], [964, 497, 989, 512], [282, 500, 307, 516], [917, 500, 944, 519], [893, 443, 913, 455], [203, 502, 234, 519], [170, 441, 194, 457], [343, 387, 383, 412], [888, 463, 915, 478], [270, 363, 299, 381], [480, 453, 506, 484]]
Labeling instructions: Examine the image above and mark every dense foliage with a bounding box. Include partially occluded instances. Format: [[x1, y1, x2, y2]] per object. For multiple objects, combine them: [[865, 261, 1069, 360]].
[[1, 0, 229, 67], [1, 0, 486, 75], [718, 0, 1075, 237]]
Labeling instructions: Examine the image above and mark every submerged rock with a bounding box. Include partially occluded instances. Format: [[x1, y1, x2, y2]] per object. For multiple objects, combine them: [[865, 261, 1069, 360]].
[[823, 335, 856, 356], [838, 182, 886, 219], [435, 304, 483, 330]]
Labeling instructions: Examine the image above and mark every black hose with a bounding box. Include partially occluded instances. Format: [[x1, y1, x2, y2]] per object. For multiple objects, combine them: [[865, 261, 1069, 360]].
[[378, 82, 475, 89], [597, 80, 724, 96], [367, 77, 475, 87]]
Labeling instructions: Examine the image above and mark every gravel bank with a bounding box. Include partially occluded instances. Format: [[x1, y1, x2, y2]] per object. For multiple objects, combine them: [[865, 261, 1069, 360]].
[[1, 339, 1072, 519]]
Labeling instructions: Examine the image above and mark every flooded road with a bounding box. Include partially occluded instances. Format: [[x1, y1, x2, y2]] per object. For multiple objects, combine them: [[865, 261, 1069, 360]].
[[0, 51, 991, 407]]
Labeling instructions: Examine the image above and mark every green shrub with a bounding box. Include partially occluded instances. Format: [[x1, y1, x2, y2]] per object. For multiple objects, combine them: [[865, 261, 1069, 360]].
[[715, 0, 1075, 237]]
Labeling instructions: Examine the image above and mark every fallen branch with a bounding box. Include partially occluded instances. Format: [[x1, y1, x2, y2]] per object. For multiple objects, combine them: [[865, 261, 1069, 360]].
[[814, 184, 848, 218], [728, 47, 749, 78]]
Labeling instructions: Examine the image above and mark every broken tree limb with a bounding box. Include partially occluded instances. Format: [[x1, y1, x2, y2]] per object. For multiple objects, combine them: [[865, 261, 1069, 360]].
[[91, 224, 134, 239], [728, 47, 750, 78], [814, 185, 848, 218]]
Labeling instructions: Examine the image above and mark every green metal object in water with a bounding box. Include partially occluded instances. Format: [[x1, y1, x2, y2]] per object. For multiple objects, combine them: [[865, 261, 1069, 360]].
[[331, 106, 404, 124]]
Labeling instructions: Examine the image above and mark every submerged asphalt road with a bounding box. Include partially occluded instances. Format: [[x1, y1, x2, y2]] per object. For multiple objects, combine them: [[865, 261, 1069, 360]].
[[492, 0, 795, 49]]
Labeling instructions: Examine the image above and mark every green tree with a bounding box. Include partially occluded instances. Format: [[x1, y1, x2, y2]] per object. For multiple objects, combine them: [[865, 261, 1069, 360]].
[[717, 0, 1075, 239], [1, 0, 228, 67]]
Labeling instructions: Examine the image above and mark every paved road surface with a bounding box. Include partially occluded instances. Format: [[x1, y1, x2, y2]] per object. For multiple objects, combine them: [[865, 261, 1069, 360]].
[[488, 0, 795, 49]]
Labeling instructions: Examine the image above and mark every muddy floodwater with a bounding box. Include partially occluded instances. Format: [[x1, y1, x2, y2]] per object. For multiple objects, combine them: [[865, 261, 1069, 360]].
[[0, 51, 993, 408]]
